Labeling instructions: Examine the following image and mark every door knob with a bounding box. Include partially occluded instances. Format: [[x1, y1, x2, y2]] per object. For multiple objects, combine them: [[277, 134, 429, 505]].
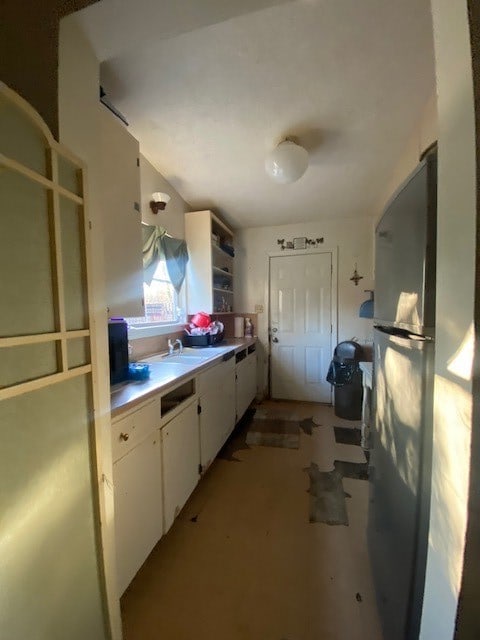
[[119, 432, 129, 441], [272, 337, 279, 343]]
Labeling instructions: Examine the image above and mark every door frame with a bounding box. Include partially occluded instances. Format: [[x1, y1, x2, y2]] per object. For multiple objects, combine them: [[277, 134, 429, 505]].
[[266, 247, 338, 401]]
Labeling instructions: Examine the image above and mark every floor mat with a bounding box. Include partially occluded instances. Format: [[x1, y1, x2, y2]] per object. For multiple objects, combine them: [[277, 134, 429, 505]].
[[304, 462, 349, 526], [246, 418, 300, 449], [334, 426, 362, 446]]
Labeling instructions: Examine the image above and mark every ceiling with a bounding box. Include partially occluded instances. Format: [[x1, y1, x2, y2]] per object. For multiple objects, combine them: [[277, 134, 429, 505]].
[[76, 0, 436, 229]]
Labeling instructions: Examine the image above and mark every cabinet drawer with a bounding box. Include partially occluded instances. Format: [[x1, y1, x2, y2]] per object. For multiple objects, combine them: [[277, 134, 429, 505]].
[[112, 398, 160, 462], [198, 356, 235, 395]]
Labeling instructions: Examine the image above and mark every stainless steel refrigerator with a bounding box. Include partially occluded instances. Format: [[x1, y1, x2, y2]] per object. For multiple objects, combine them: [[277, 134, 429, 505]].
[[369, 148, 437, 640]]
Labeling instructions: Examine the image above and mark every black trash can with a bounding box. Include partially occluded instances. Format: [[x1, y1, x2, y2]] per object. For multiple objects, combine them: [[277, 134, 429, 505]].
[[326, 340, 364, 420]]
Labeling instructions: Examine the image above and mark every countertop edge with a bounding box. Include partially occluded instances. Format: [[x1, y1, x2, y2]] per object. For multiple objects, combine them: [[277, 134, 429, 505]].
[[110, 337, 257, 418]]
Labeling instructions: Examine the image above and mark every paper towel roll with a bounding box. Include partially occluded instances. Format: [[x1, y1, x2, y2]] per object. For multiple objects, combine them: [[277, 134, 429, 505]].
[[234, 317, 244, 338]]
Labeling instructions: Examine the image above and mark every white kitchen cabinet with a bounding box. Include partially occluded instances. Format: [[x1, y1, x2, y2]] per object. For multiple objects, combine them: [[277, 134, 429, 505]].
[[113, 430, 163, 595], [184, 210, 234, 314], [100, 106, 144, 318], [236, 349, 257, 421], [161, 397, 200, 533], [111, 397, 160, 463], [110, 343, 255, 596], [198, 356, 236, 472]]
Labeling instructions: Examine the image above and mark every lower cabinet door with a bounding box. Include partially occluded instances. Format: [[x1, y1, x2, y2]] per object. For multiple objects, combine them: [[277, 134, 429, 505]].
[[113, 431, 163, 595], [235, 353, 257, 421], [199, 368, 235, 471], [162, 399, 200, 533], [246, 353, 257, 406], [236, 357, 250, 420]]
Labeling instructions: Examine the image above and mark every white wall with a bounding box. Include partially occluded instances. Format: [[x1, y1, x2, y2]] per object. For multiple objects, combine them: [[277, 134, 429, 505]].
[[140, 154, 190, 239], [58, 15, 122, 639], [374, 94, 438, 223], [235, 216, 374, 396], [420, 1, 476, 638]]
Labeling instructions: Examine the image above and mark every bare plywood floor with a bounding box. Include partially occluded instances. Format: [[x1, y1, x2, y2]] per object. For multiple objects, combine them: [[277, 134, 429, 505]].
[[120, 402, 383, 640]]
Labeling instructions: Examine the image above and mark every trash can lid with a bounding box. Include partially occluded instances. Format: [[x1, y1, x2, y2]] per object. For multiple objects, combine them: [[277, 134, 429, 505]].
[[334, 340, 363, 361]]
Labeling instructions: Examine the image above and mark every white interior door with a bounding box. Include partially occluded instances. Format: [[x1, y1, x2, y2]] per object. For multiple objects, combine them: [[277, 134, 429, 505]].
[[270, 252, 333, 402]]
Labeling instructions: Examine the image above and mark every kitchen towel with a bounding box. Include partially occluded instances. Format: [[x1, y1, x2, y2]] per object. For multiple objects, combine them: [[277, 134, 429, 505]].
[[234, 316, 244, 338]]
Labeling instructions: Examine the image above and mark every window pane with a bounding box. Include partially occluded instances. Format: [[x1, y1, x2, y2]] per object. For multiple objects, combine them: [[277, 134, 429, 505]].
[[152, 258, 169, 281], [127, 259, 185, 325], [144, 279, 177, 323]]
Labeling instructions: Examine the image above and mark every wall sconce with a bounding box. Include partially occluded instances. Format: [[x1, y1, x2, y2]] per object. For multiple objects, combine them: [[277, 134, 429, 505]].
[[350, 263, 364, 286], [149, 192, 171, 214]]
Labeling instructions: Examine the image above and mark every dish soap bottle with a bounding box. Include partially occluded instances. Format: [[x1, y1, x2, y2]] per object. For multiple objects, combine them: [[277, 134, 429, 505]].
[[244, 317, 253, 338]]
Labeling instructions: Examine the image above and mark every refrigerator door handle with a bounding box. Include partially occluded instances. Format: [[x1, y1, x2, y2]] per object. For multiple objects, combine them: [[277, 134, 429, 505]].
[[374, 325, 433, 342]]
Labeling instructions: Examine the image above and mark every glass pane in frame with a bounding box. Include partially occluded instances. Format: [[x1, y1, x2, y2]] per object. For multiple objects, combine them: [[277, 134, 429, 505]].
[[60, 195, 89, 331], [0, 374, 106, 639], [0, 170, 56, 337], [58, 153, 83, 197], [67, 337, 91, 369], [0, 93, 48, 177], [0, 342, 59, 389]]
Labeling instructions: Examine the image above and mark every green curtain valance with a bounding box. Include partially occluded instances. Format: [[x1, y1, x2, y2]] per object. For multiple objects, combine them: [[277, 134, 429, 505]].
[[142, 224, 189, 293]]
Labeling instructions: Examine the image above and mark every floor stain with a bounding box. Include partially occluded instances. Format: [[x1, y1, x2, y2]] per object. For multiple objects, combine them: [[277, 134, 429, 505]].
[[304, 457, 369, 526], [299, 417, 320, 435], [218, 432, 250, 462], [334, 426, 362, 446], [334, 460, 369, 480], [246, 418, 300, 449], [218, 411, 254, 462], [304, 462, 349, 526]]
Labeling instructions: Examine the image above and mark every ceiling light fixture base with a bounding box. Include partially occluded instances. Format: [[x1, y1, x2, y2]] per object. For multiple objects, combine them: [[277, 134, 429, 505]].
[[265, 139, 309, 184]]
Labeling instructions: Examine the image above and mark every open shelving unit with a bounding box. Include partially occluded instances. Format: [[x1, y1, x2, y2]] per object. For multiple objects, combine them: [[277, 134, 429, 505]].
[[184, 210, 235, 314]]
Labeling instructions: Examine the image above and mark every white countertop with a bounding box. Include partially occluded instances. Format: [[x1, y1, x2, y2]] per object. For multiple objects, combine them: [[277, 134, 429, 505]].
[[110, 337, 256, 416]]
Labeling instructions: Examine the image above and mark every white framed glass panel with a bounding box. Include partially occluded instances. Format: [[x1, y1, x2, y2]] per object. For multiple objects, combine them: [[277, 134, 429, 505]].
[[58, 153, 83, 197], [67, 337, 91, 369], [0, 169, 56, 337], [0, 342, 59, 388], [60, 195, 88, 331], [0, 375, 106, 639], [0, 93, 48, 176]]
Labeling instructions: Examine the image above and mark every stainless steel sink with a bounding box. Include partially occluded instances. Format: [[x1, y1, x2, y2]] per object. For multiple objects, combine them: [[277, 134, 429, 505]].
[[141, 345, 230, 366], [142, 353, 206, 365], [162, 355, 206, 364]]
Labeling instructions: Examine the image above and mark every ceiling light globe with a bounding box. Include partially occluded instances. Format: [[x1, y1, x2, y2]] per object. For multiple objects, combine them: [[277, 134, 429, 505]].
[[265, 140, 309, 184]]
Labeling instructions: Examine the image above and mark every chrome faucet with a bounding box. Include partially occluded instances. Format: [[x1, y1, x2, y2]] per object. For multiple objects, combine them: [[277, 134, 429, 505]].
[[167, 338, 183, 355]]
